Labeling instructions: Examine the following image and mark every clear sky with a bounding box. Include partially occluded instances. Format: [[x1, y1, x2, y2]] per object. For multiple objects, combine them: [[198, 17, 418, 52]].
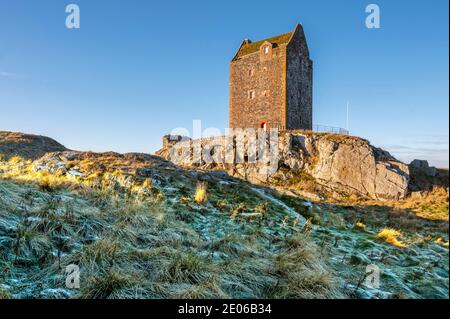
[[1, 0, 448, 167]]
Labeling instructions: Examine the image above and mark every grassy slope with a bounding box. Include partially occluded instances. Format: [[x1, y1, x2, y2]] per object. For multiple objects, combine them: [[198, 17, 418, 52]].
[[0, 132, 67, 161], [0, 155, 343, 299], [279, 194, 449, 298], [0, 136, 448, 299]]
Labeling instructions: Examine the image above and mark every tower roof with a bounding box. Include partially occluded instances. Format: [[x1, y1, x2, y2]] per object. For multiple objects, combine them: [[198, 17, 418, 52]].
[[234, 31, 293, 59], [232, 24, 308, 61]]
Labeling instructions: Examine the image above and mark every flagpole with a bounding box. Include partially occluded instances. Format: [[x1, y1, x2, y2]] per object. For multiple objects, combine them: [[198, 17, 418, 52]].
[[346, 101, 349, 132]]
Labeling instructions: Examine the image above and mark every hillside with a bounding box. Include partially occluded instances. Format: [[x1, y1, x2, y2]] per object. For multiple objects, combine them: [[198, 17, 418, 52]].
[[0, 131, 448, 299], [0, 132, 67, 160]]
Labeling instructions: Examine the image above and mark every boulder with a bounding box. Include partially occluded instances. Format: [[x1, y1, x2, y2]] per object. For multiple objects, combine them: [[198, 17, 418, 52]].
[[409, 159, 437, 177], [67, 169, 84, 177], [410, 190, 429, 200]]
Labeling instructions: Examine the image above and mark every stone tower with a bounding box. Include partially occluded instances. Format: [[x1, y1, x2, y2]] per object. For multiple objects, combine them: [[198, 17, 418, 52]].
[[229, 24, 312, 131]]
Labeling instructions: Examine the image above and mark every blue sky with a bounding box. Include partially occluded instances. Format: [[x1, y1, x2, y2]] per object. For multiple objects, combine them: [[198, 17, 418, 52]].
[[0, 0, 448, 167]]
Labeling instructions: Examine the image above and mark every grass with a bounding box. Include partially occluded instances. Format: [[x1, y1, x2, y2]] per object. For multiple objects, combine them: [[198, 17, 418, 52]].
[[0, 287, 11, 299], [0, 131, 66, 160], [80, 270, 136, 299], [376, 228, 407, 248], [164, 252, 210, 283], [328, 182, 448, 224], [324, 185, 449, 243], [279, 195, 321, 225], [0, 157, 77, 192], [397, 187, 449, 221], [194, 182, 207, 204], [434, 237, 449, 248], [0, 154, 344, 299], [1, 147, 448, 299], [273, 168, 321, 194], [269, 233, 344, 299]]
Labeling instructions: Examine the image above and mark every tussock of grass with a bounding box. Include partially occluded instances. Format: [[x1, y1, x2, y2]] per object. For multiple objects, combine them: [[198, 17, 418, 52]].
[[173, 277, 227, 299], [80, 270, 136, 299], [76, 239, 121, 266], [279, 195, 321, 224], [194, 182, 207, 204], [0, 288, 11, 299], [0, 158, 75, 192], [164, 252, 210, 283], [269, 233, 344, 299], [354, 222, 365, 231], [273, 168, 321, 194], [376, 228, 407, 248], [209, 234, 257, 258]]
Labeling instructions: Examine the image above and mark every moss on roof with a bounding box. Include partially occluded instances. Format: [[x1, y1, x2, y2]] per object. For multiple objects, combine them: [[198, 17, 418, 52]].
[[234, 31, 293, 59]]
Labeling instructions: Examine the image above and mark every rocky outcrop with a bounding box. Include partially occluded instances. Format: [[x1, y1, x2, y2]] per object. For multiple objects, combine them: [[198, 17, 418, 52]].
[[0, 130, 410, 200], [281, 134, 410, 200], [407, 159, 448, 192], [409, 159, 437, 177], [157, 131, 410, 200]]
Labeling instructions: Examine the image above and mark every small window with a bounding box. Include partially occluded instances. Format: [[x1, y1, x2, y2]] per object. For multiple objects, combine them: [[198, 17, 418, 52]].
[[248, 90, 255, 99], [249, 69, 254, 76]]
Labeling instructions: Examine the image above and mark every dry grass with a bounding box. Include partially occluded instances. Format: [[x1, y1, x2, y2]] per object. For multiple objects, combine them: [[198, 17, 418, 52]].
[[80, 270, 136, 299], [269, 232, 344, 299], [434, 237, 449, 248], [194, 182, 208, 204], [396, 187, 449, 221], [0, 155, 344, 299], [0, 157, 77, 191], [376, 228, 407, 248], [273, 168, 322, 194], [354, 222, 366, 230], [328, 186, 448, 238]]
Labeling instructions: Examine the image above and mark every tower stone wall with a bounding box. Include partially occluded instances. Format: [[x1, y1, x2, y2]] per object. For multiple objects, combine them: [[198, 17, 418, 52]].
[[229, 24, 312, 131]]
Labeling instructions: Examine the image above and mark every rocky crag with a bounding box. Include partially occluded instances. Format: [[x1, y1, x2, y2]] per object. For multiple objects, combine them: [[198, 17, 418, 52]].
[[157, 131, 412, 201]]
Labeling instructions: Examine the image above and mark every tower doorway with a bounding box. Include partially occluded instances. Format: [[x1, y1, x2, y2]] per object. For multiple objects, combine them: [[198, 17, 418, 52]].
[[260, 120, 269, 132]]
